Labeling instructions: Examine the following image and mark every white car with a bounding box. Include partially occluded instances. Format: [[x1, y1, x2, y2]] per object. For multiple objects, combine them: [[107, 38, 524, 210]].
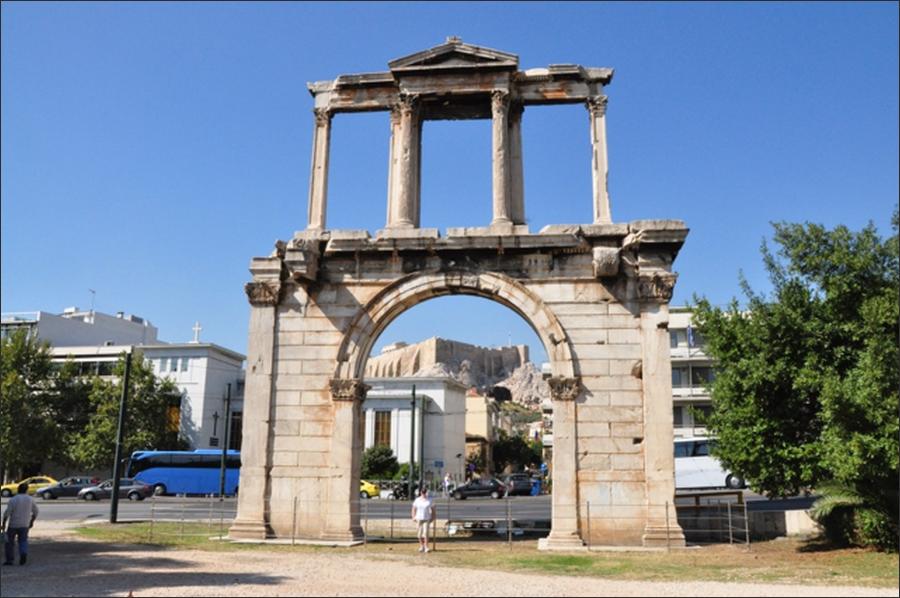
[[674, 437, 745, 490]]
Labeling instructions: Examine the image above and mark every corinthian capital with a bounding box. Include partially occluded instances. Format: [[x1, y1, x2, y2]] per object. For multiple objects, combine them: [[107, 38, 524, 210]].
[[329, 378, 371, 402], [491, 89, 510, 114], [637, 271, 677, 302], [397, 94, 420, 117], [313, 107, 332, 127], [244, 281, 283, 307], [586, 95, 608, 117], [547, 377, 582, 402]]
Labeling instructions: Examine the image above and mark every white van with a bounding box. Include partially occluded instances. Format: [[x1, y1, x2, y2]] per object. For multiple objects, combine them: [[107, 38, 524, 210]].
[[674, 437, 745, 490]]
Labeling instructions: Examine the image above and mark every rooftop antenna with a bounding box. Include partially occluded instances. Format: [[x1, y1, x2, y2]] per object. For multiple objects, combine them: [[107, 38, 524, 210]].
[[192, 321, 202, 343], [89, 289, 96, 314]]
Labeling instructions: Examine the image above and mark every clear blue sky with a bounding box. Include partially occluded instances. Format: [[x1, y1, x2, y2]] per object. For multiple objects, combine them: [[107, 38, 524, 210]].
[[2, 2, 897, 365]]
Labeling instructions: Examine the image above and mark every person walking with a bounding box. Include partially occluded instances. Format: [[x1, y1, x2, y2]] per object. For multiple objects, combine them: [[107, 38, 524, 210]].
[[2, 483, 39, 566], [442, 472, 452, 497], [410, 487, 435, 553]]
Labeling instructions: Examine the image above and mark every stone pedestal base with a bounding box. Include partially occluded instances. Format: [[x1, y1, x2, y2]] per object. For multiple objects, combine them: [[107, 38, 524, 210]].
[[320, 526, 365, 543], [228, 519, 270, 541], [642, 525, 686, 548], [538, 531, 586, 551]]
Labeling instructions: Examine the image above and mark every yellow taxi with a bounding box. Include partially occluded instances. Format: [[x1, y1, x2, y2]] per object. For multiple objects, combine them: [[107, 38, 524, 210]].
[[360, 479, 380, 499], [0, 475, 58, 498]]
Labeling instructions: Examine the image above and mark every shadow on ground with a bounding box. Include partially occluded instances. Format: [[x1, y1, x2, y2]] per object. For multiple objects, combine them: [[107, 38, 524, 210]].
[[0, 536, 286, 597]]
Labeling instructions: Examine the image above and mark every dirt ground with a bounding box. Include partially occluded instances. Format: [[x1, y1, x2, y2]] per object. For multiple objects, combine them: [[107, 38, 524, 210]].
[[1, 522, 896, 597]]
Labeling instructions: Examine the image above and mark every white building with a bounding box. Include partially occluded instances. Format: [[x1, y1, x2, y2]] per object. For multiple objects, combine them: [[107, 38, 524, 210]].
[[669, 307, 714, 437], [363, 377, 467, 482], [3, 307, 245, 451], [1, 308, 158, 346]]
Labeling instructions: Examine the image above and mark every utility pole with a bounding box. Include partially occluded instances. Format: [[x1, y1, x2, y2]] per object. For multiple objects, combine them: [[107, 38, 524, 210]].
[[408, 385, 416, 499], [218, 383, 232, 499], [418, 393, 425, 491], [110, 350, 133, 524]]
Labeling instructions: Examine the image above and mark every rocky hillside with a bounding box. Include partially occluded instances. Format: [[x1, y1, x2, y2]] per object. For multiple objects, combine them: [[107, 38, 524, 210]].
[[413, 360, 547, 410]]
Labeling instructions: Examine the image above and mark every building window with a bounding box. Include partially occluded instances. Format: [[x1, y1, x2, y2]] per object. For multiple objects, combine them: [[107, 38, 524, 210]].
[[166, 402, 181, 433], [669, 330, 680, 348], [374, 411, 391, 447], [159, 359, 167, 373], [690, 404, 713, 426], [97, 361, 115, 376], [180, 357, 189, 372], [672, 367, 688, 388], [691, 367, 715, 386], [673, 406, 685, 428], [170, 357, 179, 372], [229, 412, 243, 451]]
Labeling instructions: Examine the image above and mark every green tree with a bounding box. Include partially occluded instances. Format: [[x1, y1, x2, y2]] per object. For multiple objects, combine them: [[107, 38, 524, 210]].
[[0, 330, 90, 480], [492, 430, 542, 473], [693, 214, 899, 550], [70, 352, 188, 472], [361, 445, 399, 479]]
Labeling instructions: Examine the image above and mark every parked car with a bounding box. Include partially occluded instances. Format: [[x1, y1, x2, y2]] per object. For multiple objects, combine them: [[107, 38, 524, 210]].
[[0, 475, 57, 498], [35, 476, 97, 500], [500, 473, 533, 497], [78, 478, 154, 501], [451, 478, 507, 500], [360, 480, 380, 499]]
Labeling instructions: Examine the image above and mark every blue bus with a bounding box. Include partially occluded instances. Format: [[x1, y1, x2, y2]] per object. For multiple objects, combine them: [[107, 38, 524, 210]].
[[126, 450, 240, 496]]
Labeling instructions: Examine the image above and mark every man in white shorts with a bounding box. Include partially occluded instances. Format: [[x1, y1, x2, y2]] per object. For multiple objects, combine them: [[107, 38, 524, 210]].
[[410, 487, 436, 553]]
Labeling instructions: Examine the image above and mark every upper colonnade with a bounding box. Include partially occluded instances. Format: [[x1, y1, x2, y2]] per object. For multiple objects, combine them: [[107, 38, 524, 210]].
[[305, 37, 614, 234]]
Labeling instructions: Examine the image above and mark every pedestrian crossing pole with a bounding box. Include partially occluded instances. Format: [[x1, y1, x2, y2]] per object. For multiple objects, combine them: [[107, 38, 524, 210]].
[[110, 350, 133, 524]]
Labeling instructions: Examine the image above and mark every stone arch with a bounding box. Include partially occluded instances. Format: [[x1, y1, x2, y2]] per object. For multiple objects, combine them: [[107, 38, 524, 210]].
[[335, 270, 575, 381]]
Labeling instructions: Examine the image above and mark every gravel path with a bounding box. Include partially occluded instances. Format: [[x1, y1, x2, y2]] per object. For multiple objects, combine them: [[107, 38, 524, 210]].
[[1, 522, 894, 597]]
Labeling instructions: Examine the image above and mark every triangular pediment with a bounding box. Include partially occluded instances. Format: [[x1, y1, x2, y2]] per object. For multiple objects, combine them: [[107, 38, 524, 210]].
[[389, 38, 518, 72]]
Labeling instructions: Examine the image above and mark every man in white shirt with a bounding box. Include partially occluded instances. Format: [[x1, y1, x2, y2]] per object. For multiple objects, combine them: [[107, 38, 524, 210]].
[[2, 483, 39, 566], [410, 487, 435, 553]]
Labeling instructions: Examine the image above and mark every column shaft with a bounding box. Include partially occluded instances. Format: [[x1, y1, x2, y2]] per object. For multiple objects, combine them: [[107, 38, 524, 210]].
[[230, 286, 281, 540], [587, 96, 611, 224], [509, 103, 525, 225], [386, 96, 420, 229], [541, 377, 585, 550], [639, 302, 686, 547], [321, 379, 369, 542], [491, 90, 512, 226], [307, 108, 332, 230]]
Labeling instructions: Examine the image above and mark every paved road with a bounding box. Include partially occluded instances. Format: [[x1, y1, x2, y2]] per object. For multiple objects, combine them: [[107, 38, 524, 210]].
[[1, 491, 813, 524], [0, 495, 551, 523]]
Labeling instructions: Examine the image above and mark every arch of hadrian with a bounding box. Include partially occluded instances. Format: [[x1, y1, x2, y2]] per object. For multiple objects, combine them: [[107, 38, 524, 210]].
[[230, 38, 687, 549]]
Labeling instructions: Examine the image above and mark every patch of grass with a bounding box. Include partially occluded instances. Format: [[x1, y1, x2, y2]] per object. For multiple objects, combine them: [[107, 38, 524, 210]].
[[73, 525, 899, 588]]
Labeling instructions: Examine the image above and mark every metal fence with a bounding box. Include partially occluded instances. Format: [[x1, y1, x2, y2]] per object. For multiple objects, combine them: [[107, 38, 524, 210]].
[[142, 492, 752, 550]]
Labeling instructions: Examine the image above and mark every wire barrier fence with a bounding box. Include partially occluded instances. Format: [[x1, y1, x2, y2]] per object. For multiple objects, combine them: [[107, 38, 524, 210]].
[[143, 493, 750, 551], [145, 493, 231, 543]]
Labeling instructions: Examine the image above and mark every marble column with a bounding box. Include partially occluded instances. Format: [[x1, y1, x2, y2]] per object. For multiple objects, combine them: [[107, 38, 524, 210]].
[[587, 96, 611, 225], [491, 90, 513, 227], [307, 108, 332, 230], [386, 95, 420, 229], [637, 274, 686, 547], [540, 376, 585, 550], [508, 101, 525, 225], [321, 378, 370, 542], [229, 272, 283, 540]]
